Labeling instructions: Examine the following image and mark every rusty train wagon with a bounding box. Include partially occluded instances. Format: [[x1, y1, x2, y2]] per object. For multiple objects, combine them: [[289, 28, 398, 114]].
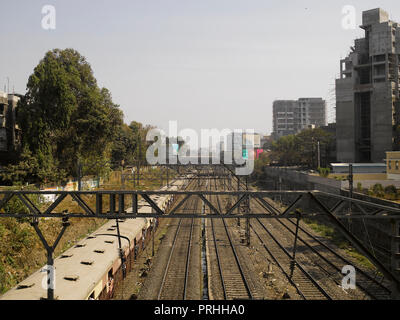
[[0, 179, 187, 300]]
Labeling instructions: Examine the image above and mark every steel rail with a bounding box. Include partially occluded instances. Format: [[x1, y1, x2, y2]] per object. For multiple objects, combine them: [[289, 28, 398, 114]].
[[157, 179, 197, 300], [250, 188, 392, 299], [183, 217, 195, 300], [211, 178, 254, 300], [279, 218, 391, 299], [253, 218, 333, 300], [222, 177, 331, 300]]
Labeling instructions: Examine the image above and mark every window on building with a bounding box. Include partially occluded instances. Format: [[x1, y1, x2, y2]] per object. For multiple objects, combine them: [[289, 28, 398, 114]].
[[0, 105, 4, 115], [373, 54, 386, 62], [389, 161, 392, 170], [396, 161, 399, 170], [374, 64, 386, 76]]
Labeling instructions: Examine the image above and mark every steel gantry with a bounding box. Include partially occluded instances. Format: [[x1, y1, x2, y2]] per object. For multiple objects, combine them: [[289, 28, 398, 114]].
[[1, 189, 400, 219], [1, 175, 400, 299]]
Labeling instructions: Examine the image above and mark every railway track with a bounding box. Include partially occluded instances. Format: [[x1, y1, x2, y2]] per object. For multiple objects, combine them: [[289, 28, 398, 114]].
[[207, 178, 255, 300], [274, 217, 391, 299], [249, 190, 392, 300], [221, 173, 393, 300], [157, 179, 200, 300], [216, 178, 332, 299], [251, 218, 332, 300], [155, 170, 392, 300]]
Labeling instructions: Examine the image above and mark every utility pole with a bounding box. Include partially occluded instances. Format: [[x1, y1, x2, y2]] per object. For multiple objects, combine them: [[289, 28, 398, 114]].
[[137, 135, 141, 187], [166, 166, 169, 187], [151, 219, 155, 257], [237, 177, 240, 227], [348, 164, 354, 199], [348, 164, 354, 231], [245, 175, 250, 246], [317, 140, 321, 168], [77, 160, 82, 191]]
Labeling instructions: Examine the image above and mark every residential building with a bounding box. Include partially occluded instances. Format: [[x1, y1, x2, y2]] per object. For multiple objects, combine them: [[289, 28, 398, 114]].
[[336, 8, 400, 163], [272, 98, 326, 139]]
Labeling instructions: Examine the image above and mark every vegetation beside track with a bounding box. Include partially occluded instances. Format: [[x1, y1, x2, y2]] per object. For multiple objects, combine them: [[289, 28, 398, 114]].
[[302, 217, 375, 270]]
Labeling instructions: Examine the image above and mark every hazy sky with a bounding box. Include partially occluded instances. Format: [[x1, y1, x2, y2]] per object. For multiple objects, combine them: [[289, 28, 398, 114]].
[[1, 1, 400, 135]]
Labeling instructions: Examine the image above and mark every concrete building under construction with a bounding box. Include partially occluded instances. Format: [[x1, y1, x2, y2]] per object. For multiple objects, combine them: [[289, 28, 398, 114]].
[[336, 8, 400, 163], [0, 91, 21, 164]]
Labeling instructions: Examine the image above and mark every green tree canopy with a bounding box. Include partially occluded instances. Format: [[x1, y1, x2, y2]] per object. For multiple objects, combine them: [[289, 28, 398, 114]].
[[270, 128, 333, 168], [14, 48, 123, 182]]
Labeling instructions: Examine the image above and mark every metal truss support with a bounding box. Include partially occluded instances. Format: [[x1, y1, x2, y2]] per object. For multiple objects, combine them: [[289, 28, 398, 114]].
[[2, 190, 400, 219], [30, 217, 70, 300]]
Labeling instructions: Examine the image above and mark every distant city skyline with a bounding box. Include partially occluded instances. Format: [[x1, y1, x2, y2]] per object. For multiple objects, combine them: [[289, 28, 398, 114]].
[[1, 1, 400, 136]]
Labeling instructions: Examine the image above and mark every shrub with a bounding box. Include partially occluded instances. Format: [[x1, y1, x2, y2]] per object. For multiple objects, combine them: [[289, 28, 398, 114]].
[[384, 185, 398, 200], [318, 167, 331, 178], [371, 183, 384, 197], [384, 185, 397, 194]]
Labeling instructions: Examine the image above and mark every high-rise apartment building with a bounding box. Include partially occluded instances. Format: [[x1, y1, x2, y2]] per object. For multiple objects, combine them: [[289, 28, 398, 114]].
[[272, 98, 326, 139], [336, 8, 400, 163]]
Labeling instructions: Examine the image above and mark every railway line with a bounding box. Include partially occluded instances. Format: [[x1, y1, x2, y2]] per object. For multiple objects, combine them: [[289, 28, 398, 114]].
[[115, 170, 396, 301], [216, 178, 334, 299], [157, 179, 201, 300], [206, 178, 259, 300], [157, 208, 196, 299], [214, 174, 393, 300], [276, 217, 391, 299], [250, 218, 332, 299], [250, 196, 392, 300]]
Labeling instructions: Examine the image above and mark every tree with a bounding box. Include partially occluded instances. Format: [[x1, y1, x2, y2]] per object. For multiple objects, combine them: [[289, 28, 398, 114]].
[[110, 121, 156, 167], [269, 128, 333, 169], [16, 48, 123, 182], [0, 149, 66, 185], [129, 121, 155, 163], [252, 152, 270, 181], [296, 128, 332, 168], [111, 124, 137, 166], [270, 135, 301, 166]]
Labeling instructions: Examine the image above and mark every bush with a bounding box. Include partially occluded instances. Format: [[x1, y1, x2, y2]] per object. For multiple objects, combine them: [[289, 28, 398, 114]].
[[384, 185, 397, 194], [318, 167, 331, 178], [384, 185, 398, 200], [369, 183, 385, 198]]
